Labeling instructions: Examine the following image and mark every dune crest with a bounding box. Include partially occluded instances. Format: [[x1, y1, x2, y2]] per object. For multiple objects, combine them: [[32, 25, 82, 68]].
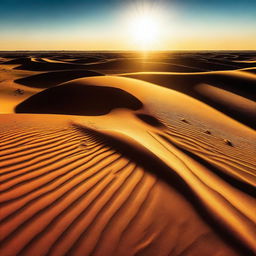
[[1, 114, 255, 256], [0, 52, 255, 256]]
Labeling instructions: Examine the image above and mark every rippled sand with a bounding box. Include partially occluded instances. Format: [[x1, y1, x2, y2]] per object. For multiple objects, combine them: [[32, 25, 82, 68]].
[[0, 51, 255, 256]]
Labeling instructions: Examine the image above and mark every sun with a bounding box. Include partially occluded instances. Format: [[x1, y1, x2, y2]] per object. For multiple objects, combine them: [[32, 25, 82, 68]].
[[129, 9, 163, 51]]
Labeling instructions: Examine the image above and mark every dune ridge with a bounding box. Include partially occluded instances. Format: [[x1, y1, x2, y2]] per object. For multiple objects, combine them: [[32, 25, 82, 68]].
[[0, 51, 255, 256], [0, 114, 255, 256], [120, 70, 256, 128], [14, 70, 103, 88]]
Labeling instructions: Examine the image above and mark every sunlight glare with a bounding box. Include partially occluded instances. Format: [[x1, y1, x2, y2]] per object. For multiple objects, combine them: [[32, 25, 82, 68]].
[[128, 8, 164, 51]]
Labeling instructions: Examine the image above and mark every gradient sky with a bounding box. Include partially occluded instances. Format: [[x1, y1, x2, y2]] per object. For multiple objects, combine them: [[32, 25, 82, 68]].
[[0, 0, 256, 50]]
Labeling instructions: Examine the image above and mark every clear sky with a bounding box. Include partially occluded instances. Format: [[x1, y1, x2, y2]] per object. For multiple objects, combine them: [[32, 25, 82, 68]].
[[0, 0, 255, 50]]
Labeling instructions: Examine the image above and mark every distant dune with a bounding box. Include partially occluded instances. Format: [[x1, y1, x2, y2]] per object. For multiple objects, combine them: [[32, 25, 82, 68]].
[[120, 70, 256, 128], [0, 51, 255, 256], [15, 70, 103, 88]]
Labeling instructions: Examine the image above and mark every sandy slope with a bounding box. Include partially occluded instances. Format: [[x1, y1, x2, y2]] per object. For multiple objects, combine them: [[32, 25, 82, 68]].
[[0, 52, 255, 256], [120, 70, 256, 128], [1, 113, 255, 256]]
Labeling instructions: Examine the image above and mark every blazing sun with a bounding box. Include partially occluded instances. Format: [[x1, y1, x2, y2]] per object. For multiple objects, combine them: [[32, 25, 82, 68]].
[[128, 7, 165, 51]]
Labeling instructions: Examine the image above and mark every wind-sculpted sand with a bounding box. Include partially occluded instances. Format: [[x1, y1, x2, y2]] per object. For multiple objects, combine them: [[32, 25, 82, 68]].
[[0, 51, 255, 256]]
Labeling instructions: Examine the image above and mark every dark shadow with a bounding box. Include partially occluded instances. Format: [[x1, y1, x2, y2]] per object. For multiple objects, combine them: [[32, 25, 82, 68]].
[[3, 57, 31, 64], [136, 113, 163, 127], [125, 73, 256, 129], [15, 70, 103, 88], [15, 83, 143, 116], [14, 61, 92, 71], [73, 125, 254, 256], [159, 134, 256, 197]]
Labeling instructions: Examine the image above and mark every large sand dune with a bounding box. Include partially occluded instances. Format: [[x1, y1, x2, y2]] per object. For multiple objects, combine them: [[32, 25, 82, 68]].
[[0, 51, 255, 256]]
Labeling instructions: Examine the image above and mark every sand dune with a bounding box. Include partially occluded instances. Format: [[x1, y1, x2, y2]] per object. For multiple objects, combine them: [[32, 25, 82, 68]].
[[15, 70, 103, 88], [0, 52, 255, 256], [0, 113, 255, 256], [121, 71, 256, 128], [15, 79, 142, 115], [3, 57, 32, 65], [2, 51, 253, 73], [8, 57, 91, 71]]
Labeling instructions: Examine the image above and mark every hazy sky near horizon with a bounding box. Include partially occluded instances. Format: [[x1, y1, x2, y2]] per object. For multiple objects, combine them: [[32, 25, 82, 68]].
[[0, 0, 256, 50]]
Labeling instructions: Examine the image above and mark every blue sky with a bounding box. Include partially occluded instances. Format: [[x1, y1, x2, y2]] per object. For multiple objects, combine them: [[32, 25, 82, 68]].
[[0, 0, 255, 50]]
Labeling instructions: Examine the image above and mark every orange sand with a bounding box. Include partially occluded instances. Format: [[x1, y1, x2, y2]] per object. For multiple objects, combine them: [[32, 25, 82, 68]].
[[0, 52, 255, 256]]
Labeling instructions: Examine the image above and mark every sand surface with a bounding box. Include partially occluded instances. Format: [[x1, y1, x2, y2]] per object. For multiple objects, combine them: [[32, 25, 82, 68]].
[[0, 51, 255, 256]]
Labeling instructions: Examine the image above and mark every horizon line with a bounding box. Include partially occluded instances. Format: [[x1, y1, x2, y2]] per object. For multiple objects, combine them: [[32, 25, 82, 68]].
[[1, 49, 256, 52]]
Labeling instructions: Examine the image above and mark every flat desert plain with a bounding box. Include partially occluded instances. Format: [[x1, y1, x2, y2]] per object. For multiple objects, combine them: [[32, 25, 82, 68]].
[[0, 51, 255, 256]]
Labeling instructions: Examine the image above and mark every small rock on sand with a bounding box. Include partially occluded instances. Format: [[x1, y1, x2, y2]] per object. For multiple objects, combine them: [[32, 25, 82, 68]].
[[224, 139, 233, 146], [181, 118, 189, 124], [15, 89, 24, 95]]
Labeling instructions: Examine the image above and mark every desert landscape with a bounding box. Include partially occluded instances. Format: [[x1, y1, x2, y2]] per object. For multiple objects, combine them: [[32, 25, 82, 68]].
[[0, 51, 255, 255]]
